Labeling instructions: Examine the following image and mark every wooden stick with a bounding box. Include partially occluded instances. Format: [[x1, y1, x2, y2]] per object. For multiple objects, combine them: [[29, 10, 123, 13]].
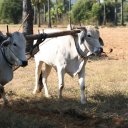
[[18, 14, 29, 32], [7, 25, 9, 33], [25, 29, 81, 40]]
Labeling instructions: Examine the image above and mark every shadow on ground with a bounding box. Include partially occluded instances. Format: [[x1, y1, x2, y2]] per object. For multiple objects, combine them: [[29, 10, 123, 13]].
[[0, 92, 128, 128]]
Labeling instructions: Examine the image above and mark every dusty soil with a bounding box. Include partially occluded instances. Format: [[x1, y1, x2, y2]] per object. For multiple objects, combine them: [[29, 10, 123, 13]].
[[0, 25, 128, 128]]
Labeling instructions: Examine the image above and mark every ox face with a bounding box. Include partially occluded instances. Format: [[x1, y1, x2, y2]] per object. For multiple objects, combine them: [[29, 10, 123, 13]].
[[1, 32, 28, 67], [80, 27, 103, 57]]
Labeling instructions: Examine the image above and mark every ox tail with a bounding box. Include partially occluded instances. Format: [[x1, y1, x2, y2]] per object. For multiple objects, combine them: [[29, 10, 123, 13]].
[[38, 71, 43, 91]]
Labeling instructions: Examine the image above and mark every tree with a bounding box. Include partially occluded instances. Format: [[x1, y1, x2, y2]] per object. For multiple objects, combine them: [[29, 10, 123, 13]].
[[105, 1, 115, 23], [69, 0, 71, 27], [50, 1, 65, 23], [114, 0, 117, 25], [63, 0, 66, 13], [23, 0, 33, 54], [121, 0, 124, 25], [0, 0, 22, 24], [56, 0, 58, 23], [32, 0, 47, 27], [92, 3, 102, 25], [71, 0, 93, 24], [48, 0, 51, 27]]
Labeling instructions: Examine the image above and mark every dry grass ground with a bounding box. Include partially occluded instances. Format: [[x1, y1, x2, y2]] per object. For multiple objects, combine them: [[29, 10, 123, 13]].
[[0, 25, 128, 128]]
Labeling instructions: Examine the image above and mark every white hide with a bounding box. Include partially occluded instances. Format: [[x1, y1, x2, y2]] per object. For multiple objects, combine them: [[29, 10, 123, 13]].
[[33, 27, 103, 104]]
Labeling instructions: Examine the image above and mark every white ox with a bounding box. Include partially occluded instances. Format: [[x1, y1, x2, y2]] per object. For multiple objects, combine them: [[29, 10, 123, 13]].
[[0, 32, 28, 104], [33, 26, 103, 104]]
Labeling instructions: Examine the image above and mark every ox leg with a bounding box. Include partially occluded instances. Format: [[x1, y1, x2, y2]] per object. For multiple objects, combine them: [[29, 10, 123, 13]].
[[78, 67, 86, 104], [0, 85, 8, 105], [33, 60, 43, 94], [57, 67, 65, 99], [42, 64, 52, 98]]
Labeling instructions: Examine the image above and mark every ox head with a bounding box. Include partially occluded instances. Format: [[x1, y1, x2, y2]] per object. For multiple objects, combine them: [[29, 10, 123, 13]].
[[1, 32, 28, 67], [79, 26, 103, 57]]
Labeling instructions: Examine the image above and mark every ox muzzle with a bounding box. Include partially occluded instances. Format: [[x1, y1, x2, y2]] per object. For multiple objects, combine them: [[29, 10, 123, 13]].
[[87, 47, 103, 57], [94, 47, 103, 56]]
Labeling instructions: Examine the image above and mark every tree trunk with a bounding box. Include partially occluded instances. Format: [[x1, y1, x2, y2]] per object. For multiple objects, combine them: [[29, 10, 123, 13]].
[[33, 6, 37, 24], [69, 0, 71, 28], [114, 0, 117, 26], [121, 0, 124, 25], [37, 3, 41, 27], [56, 0, 58, 24], [63, 0, 66, 13], [103, 2, 106, 25], [23, 0, 33, 54], [43, 4, 46, 23], [48, 0, 51, 28]]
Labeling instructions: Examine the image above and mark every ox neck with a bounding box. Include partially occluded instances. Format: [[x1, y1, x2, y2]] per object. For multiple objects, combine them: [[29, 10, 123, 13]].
[[0, 46, 13, 68], [73, 35, 88, 60]]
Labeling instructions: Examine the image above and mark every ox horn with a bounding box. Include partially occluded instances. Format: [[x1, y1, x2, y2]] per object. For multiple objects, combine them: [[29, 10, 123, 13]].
[[6, 25, 11, 37]]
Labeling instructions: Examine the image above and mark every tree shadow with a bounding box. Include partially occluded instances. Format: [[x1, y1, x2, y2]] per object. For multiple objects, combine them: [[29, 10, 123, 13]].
[[0, 92, 128, 128], [86, 92, 128, 114]]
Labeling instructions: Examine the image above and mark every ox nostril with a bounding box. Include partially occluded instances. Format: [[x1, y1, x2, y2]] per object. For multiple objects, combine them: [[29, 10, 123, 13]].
[[22, 61, 28, 67], [94, 47, 104, 56], [99, 47, 103, 53]]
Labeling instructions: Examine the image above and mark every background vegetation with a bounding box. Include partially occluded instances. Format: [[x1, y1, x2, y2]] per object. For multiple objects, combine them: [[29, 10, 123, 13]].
[[0, 0, 22, 24], [0, 0, 128, 26]]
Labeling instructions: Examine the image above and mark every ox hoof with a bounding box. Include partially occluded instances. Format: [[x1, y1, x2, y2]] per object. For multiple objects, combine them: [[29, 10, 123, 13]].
[[81, 98, 86, 104], [81, 100, 86, 104], [33, 89, 41, 95], [45, 94, 51, 98]]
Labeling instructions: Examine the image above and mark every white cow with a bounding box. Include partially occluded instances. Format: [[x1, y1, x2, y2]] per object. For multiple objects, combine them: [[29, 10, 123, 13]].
[[0, 32, 28, 104], [33, 26, 103, 104]]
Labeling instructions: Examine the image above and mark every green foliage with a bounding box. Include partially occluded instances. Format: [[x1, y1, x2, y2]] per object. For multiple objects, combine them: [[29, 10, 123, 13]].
[[31, 0, 47, 8], [105, 1, 115, 23], [50, 2, 64, 22], [46, 0, 69, 24], [0, 0, 22, 24], [71, 0, 93, 24], [92, 3, 102, 19], [71, 0, 127, 25]]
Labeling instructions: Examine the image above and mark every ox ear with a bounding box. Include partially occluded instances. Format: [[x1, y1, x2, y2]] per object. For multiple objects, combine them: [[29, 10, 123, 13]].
[[99, 37, 104, 46], [80, 28, 87, 44], [1, 38, 10, 47]]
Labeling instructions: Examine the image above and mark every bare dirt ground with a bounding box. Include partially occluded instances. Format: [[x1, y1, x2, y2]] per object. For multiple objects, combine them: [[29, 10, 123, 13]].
[[0, 25, 128, 128]]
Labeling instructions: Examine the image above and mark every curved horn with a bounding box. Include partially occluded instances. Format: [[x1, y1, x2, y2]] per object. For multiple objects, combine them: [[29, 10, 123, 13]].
[[6, 25, 12, 37]]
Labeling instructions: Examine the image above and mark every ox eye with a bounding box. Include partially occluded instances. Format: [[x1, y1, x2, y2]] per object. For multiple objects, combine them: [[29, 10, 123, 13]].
[[13, 43, 17, 46], [87, 35, 91, 37]]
